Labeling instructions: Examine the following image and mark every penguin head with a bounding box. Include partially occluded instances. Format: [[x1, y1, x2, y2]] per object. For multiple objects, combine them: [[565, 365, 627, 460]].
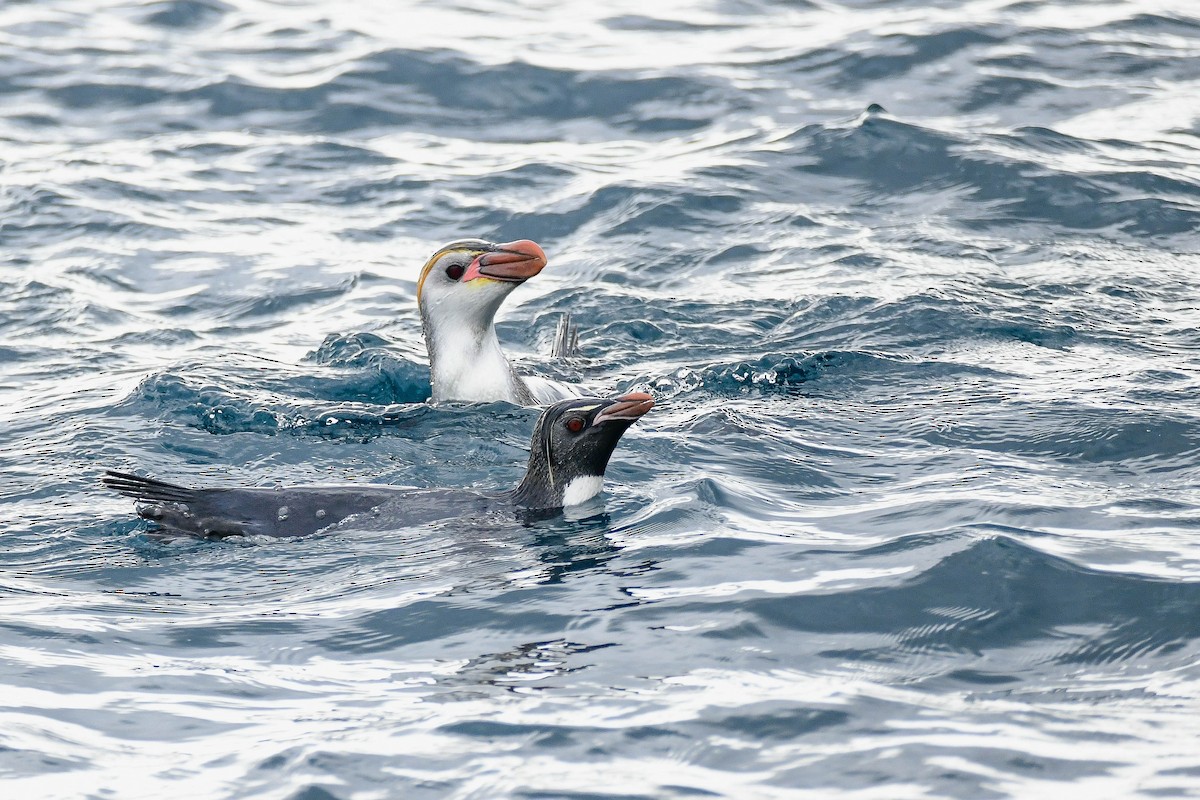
[[417, 239, 547, 339], [513, 393, 655, 511]]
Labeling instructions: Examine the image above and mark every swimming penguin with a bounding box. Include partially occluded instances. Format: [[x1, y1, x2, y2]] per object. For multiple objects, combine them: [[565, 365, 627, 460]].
[[102, 393, 654, 538], [417, 238, 580, 405]]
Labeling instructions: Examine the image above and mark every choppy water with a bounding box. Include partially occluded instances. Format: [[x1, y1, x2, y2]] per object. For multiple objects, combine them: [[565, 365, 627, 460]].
[[4, 0, 1200, 797]]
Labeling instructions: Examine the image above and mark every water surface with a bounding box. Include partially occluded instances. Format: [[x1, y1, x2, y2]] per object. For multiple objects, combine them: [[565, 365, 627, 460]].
[[3, 0, 1200, 797]]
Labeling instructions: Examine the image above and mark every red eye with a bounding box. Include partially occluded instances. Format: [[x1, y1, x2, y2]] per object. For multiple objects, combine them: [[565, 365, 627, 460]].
[[445, 263, 465, 281], [565, 417, 585, 433]]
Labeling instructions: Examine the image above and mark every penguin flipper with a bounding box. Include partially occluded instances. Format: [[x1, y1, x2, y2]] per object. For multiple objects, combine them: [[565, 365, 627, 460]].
[[551, 312, 580, 359]]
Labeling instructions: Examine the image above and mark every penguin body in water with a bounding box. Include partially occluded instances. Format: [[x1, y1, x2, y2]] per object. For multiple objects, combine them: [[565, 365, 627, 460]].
[[103, 393, 653, 538]]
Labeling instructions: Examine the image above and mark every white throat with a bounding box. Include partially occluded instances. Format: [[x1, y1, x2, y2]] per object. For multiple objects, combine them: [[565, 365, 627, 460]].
[[422, 283, 524, 403], [428, 322, 520, 403], [561, 475, 605, 507]]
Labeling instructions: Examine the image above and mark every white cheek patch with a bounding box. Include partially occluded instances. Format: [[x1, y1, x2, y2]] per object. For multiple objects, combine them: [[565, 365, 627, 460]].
[[561, 475, 604, 507]]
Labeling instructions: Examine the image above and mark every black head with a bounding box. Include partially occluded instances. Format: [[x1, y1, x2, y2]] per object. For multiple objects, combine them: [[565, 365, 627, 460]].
[[511, 393, 654, 511]]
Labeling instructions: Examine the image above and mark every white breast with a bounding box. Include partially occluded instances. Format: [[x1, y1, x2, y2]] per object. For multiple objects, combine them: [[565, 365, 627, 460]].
[[433, 343, 518, 402], [561, 475, 605, 507]]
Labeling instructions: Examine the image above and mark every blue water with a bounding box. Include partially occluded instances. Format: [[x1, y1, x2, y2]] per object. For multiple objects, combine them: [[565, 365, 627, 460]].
[[4, 0, 1200, 797]]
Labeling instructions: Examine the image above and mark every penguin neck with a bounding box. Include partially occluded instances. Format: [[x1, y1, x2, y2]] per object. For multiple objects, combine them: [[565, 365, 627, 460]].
[[511, 457, 561, 510], [511, 471, 605, 511], [510, 444, 605, 511], [425, 316, 532, 404]]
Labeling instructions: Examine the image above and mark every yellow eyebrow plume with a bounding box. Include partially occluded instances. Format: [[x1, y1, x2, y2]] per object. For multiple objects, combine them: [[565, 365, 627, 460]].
[[416, 247, 477, 300]]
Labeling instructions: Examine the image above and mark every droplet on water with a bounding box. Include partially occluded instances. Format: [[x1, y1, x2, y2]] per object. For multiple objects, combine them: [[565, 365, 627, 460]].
[[277, 506, 289, 521], [315, 509, 326, 519]]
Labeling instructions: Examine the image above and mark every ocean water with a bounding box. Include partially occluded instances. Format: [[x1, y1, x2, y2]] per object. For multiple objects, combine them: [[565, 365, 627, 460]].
[[3, 0, 1200, 797]]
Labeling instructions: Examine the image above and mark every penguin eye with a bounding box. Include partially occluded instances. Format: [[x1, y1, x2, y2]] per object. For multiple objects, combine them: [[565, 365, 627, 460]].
[[445, 263, 466, 281], [565, 417, 585, 434]]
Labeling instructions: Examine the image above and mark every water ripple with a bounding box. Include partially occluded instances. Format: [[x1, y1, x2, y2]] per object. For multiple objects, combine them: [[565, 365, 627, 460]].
[[4, 0, 1200, 797]]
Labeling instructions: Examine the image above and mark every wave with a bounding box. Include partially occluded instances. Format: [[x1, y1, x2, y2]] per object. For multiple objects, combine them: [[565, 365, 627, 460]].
[[33, 45, 739, 137], [655, 534, 1200, 674], [115, 348, 432, 437], [7, 2, 1200, 796], [767, 110, 1200, 237]]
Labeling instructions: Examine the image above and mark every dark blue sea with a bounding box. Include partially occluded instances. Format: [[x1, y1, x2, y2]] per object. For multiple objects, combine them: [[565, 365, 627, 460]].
[[4, 1, 1200, 797]]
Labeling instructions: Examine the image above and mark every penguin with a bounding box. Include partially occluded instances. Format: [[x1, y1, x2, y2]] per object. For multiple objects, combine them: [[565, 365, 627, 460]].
[[416, 238, 580, 405], [102, 393, 654, 538]]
